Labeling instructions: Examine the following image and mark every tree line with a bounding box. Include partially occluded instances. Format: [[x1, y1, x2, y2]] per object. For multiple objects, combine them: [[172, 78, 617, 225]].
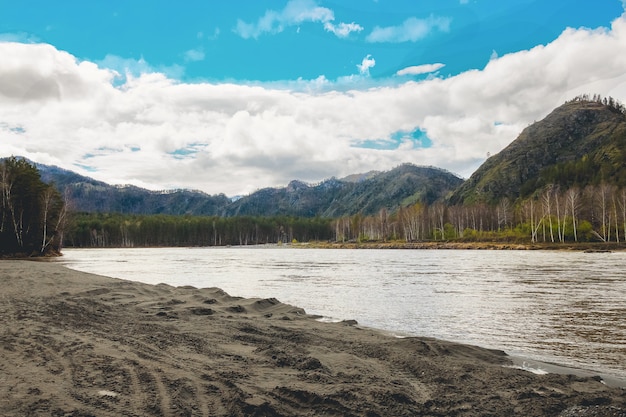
[[331, 183, 626, 244], [63, 182, 626, 248], [64, 213, 333, 247], [0, 157, 66, 255]]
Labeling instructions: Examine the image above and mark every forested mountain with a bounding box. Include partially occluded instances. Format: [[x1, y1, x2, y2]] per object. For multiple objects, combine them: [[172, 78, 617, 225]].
[[38, 164, 232, 215], [37, 162, 462, 218], [224, 164, 463, 217], [450, 96, 626, 205]]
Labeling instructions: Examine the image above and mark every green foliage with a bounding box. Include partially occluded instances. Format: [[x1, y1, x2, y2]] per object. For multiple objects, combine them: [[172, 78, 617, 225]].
[[576, 220, 594, 242]]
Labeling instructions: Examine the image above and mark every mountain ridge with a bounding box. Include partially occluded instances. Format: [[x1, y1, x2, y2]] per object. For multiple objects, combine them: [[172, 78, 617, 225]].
[[36, 162, 462, 217]]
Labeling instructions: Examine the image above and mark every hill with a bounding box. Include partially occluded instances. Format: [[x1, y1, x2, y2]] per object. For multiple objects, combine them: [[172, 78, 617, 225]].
[[449, 97, 626, 204], [37, 163, 462, 217], [37, 164, 232, 215], [224, 164, 463, 217]]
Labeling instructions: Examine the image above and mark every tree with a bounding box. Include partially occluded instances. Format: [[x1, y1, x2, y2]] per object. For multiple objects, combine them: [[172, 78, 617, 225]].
[[0, 157, 65, 255], [565, 187, 580, 242], [541, 185, 556, 243]]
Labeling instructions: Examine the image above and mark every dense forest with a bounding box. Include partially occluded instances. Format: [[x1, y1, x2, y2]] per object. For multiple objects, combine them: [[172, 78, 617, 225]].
[[64, 213, 333, 247]]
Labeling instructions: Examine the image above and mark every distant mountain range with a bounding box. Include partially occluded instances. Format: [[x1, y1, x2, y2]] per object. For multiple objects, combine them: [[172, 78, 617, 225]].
[[37, 163, 463, 217], [33, 96, 626, 216]]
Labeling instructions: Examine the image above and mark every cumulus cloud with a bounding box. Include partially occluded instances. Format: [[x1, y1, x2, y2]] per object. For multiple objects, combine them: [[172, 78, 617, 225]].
[[396, 63, 445, 76], [357, 55, 376, 75], [234, 0, 362, 39], [366, 15, 451, 43], [2, 15, 626, 195]]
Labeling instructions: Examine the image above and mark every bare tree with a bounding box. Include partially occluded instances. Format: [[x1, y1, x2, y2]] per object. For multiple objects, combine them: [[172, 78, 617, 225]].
[[591, 184, 613, 242], [521, 198, 543, 243], [541, 185, 555, 243], [497, 198, 511, 231], [620, 188, 626, 241], [565, 187, 580, 242]]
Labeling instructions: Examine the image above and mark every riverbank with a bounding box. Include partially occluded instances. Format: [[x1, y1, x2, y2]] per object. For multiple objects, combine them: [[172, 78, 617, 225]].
[[1, 260, 624, 416], [300, 240, 626, 251]]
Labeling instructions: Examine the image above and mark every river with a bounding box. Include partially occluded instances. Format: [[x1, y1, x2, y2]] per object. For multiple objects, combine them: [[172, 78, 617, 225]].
[[57, 246, 626, 381]]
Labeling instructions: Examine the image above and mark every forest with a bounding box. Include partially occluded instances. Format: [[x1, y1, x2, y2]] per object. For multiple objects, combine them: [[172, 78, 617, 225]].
[[64, 213, 333, 247], [335, 183, 626, 244], [63, 182, 626, 247]]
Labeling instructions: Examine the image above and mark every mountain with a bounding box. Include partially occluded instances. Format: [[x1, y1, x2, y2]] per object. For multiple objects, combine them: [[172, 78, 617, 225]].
[[449, 97, 626, 204], [37, 162, 463, 217], [223, 164, 463, 217], [37, 164, 231, 215]]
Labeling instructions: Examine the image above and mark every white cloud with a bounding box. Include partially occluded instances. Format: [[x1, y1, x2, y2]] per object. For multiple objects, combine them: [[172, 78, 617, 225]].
[[234, 0, 362, 39], [2, 15, 626, 195], [366, 15, 451, 43], [357, 55, 376, 75], [324, 22, 364, 38], [184, 48, 205, 62], [396, 63, 445, 76]]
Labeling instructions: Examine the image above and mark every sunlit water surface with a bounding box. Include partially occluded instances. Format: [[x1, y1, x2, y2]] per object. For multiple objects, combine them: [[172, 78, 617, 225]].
[[58, 247, 626, 380]]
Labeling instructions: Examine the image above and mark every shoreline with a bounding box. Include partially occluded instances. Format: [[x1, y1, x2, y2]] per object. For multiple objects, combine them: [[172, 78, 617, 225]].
[[1, 260, 624, 416], [342, 321, 626, 390], [298, 240, 626, 251]]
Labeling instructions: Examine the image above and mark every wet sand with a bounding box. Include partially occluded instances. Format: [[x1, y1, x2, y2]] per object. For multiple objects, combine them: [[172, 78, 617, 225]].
[[0, 260, 624, 416]]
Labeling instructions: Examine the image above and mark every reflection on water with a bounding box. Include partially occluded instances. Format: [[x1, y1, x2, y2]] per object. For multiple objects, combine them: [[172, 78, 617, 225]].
[[58, 247, 626, 379]]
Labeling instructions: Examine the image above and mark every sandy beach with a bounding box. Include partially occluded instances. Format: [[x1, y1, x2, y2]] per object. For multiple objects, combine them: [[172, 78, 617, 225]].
[[0, 260, 624, 416]]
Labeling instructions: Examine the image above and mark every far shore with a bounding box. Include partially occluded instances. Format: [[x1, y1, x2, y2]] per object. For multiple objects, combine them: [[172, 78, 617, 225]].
[[1, 259, 624, 416], [297, 240, 626, 251], [13, 240, 624, 254]]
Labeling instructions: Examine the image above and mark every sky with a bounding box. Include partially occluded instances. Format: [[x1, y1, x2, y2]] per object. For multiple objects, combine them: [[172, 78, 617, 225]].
[[1, 0, 626, 196]]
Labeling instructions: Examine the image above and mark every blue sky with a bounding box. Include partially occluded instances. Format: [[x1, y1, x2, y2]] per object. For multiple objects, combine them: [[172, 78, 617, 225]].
[[3, 1, 621, 82], [1, 1, 626, 195]]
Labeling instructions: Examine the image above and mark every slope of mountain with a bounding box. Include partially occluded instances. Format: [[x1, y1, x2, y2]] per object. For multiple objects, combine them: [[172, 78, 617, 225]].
[[37, 162, 462, 217], [449, 98, 626, 204], [224, 164, 463, 217], [38, 164, 232, 215]]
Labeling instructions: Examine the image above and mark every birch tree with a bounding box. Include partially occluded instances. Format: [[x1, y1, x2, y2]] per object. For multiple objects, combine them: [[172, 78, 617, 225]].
[[565, 187, 580, 242]]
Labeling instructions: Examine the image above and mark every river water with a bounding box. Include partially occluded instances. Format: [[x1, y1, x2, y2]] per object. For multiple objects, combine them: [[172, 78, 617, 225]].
[[57, 247, 626, 381]]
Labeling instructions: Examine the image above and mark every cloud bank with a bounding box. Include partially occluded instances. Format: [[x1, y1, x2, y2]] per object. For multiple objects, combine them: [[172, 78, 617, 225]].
[[2, 16, 626, 195]]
